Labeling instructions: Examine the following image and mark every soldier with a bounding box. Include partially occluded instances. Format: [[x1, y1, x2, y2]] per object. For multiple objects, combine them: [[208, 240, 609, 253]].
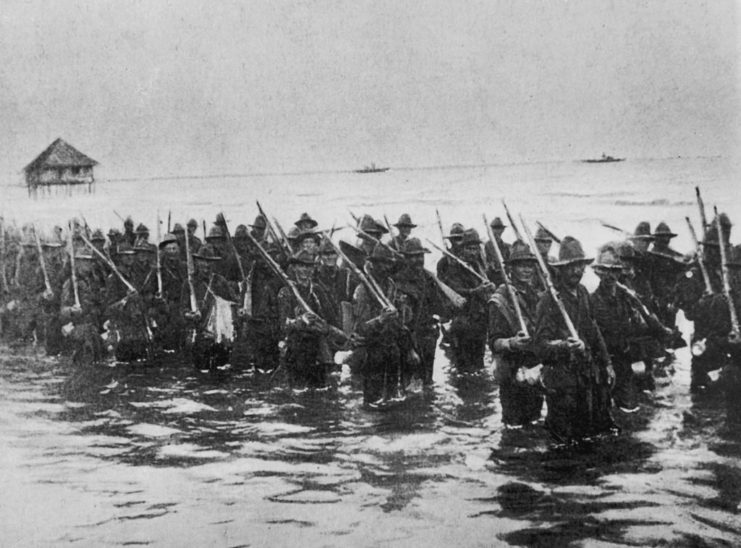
[[187, 219, 203, 253], [60, 250, 105, 365], [488, 240, 544, 428], [105, 242, 151, 362], [123, 216, 136, 246], [590, 244, 670, 412], [296, 229, 321, 255], [294, 212, 319, 232], [152, 233, 185, 351], [648, 222, 686, 348], [355, 215, 388, 258], [389, 214, 416, 251], [133, 223, 150, 247], [249, 215, 268, 244], [316, 238, 353, 319], [172, 223, 187, 260], [10, 234, 45, 343], [182, 244, 238, 370], [627, 221, 657, 309], [394, 237, 448, 385], [107, 228, 123, 265], [89, 229, 111, 285], [40, 239, 66, 356], [484, 217, 512, 285], [534, 236, 616, 445], [532, 226, 556, 292], [352, 244, 404, 405], [436, 222, 464, 280], [277, 249, 339, 389], [441, 229, 495, 370]]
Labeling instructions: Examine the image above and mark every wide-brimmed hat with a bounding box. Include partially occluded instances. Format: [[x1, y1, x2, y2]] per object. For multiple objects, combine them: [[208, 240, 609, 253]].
[[401, 237, 430, 256], [193, 243, 221, 261], [91, 229, 106, 243], [319, 238, 337, 255], [368, 243, 396, 263], [134, 240, 155, 253], [108, 227, 122, 238], [490, 217, 506, 229], [234, 224, 249, 240], [394, 214, 417, 228], [135, 223, 149, 234], [461, 228, 482, 247], [507, 240, 538, 263], [117, 242, 135, 255], [592, 244, 624, 271], [653, 222, 677, 239], [205, 226, 224, 241], [289, 249, 317, 266], [171, 223, 185, 235], [249, 215, 267, 229], [615, 241, 637, 262], [629, 221, 654, 241], [717, 212, 733, 228], [187, 218, 198, 229], [534, 226, 552, 242], [158, 233, 178, 249], [124, 216, 134, 229], [444, 223, 465, 241], [294, 212, 318, 229], [552, 236, 594, 266], [295, 228, 321, 243], [358, 214, 388, 236], [287, 226, 301, 241]]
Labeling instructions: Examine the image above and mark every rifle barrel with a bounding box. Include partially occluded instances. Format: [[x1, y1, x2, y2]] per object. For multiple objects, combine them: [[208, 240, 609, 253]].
[[502, 200, 523, 241], [425, 238, 488, 283], [484, 214, 528, 335], [715, 206, 740, 336], [32, 224, 52, 294]]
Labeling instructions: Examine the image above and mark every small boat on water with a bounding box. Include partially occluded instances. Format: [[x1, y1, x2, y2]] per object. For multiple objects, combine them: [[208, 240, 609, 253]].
[[354, 163, 390, 174], [582, 153, 625, 164]]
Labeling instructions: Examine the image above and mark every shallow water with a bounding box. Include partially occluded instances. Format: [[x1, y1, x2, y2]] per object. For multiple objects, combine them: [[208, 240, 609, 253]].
[[1, 157, 740, 546]]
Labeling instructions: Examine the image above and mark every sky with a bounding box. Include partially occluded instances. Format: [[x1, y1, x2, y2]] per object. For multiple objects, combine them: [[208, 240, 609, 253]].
[[0, 0, 737, 180]]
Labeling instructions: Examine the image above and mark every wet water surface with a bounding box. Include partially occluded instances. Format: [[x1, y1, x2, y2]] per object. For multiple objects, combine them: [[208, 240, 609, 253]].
[[1, 338, 740, 547]]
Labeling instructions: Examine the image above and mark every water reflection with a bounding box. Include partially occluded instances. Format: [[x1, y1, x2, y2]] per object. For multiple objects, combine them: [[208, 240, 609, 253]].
[[1, 344, 740, 546]]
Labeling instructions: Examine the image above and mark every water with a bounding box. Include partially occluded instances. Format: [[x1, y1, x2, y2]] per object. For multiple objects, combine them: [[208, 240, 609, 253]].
[[1, 156, 740, 546]]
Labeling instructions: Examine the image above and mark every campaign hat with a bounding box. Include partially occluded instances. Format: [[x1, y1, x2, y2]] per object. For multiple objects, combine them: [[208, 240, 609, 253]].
[[551, 236, 594, 267]]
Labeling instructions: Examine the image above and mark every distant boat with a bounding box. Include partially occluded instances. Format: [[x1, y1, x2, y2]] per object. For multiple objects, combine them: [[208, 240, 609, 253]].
[[582, 153, 625, 164], [354, 163, 390, 174]]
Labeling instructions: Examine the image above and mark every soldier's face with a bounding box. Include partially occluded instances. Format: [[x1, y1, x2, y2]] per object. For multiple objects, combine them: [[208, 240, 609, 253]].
[[301, 238, 319, 253], [119, 254, 134, 269], [320, 252, 338, 267], [164, 242, 179, 257], [633, 239, 651, 252], [560, 263, 585, 288], [294, 263, 314, 284], [463, 244, 480, 262], [252, 226, 265, 240], [399, 226, 412, 238], [408, 254, 424, 271], [196, 260, 213, 277], [595, 268, 618, 287], [493, 227, 505, 239], [512, 262, 535, 284], [654, 235, 671, 248], [535, 240, 552, 255]]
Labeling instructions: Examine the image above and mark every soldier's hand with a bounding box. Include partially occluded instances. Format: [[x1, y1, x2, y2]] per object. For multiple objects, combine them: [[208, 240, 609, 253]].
[[380, 307, 398, 322], [71, 304, 82, 316], [566, 337, 585, 355], [728, 331, 741, 346], [509, 331, 531, 351], [154, 292, 165, 303], [184, 310, 201, 322], [237, 308, 250, 319], [605, 363, 616, 387], [42, 289, 54, 301]]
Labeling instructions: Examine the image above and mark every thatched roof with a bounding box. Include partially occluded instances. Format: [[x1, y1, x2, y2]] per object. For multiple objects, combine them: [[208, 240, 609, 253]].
[[24, 138, 98, 172]]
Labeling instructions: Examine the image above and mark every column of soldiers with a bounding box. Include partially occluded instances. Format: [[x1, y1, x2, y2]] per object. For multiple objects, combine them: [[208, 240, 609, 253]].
[[0, 199, 739, 445]]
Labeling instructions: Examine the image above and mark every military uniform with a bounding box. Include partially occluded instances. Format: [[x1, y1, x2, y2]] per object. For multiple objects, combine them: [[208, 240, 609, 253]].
[[488, 241, 543, 427]]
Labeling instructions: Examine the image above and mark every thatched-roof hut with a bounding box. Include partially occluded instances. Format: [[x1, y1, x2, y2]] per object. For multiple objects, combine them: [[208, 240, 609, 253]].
[[24, 138, 98, 196]]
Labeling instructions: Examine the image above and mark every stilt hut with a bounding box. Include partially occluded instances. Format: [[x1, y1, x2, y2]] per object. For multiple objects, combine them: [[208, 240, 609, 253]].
[[24, 138, 98, 197]]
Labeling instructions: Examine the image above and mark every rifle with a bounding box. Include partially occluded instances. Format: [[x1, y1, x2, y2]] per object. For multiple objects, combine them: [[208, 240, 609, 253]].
[[78, 212, 92, 239], [321, 233, 390, 309], [79, 232, 155, 348], [167, 210, 171, 234], [715, 205, 740, 339], [425, 238, 488, 283], [521, 216, 579, 340], [216, 212, 250, 312], [435, 209, 448, 249], [272, 218, 293, 253], [696, 186, 708, 239], [256, 201, 291, 258], [501, 200, 523, 241], [202, 220, 207, 241], [32, 224, 53, 296], [155, 211, 163, 298], [183, 218, 198, 343], [113, 209, 125, 223], [383, 214, 397, 248], [685, 217, 712, 295], [244, 229, 345, 341], [67, 221, 80, 308], [348, 210, 360, 225], [536, 221, 562, 244], [600, 221, 632, 237], [484, 214, 528, 335]]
